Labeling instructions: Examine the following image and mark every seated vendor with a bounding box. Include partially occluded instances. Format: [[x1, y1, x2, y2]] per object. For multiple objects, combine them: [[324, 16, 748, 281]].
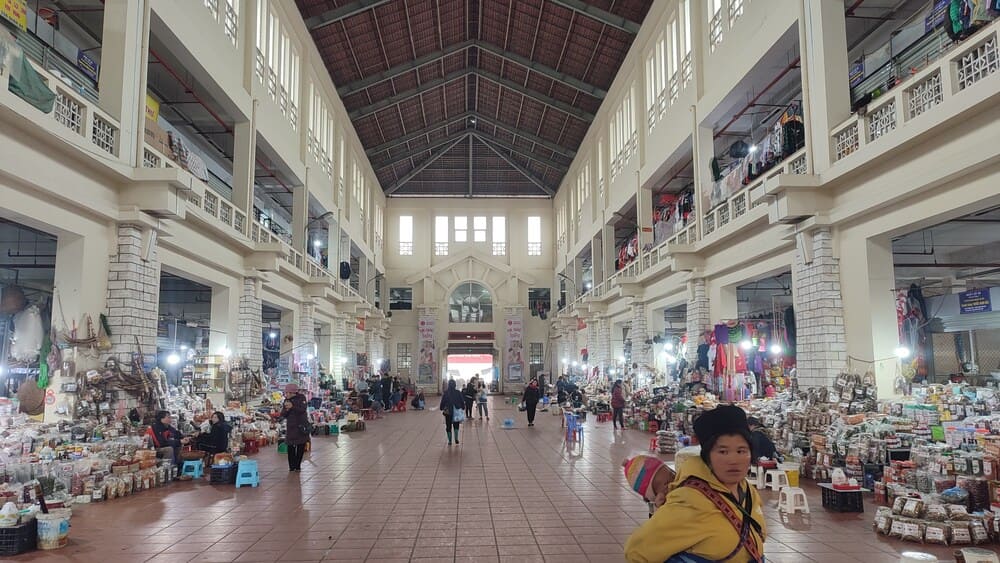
[[411, 389, 426, 410], [148, 410, 191, 466], [195, 411, 231, 455]]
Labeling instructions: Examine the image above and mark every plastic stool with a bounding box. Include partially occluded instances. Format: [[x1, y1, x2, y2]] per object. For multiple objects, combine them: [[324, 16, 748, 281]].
[[778, 486, 809, 514], [181, 459, 204, 479], [764, 470, 789, 492], [277, 442, 288, 454], [235, 459, 260, 488], [898, 553, 941, 563], [748, 466, 765, 489], [649, 437, 658, 452]]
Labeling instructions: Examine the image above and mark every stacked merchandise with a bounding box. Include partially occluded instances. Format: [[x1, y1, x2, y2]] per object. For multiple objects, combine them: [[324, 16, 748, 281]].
[[873, 496, 996, 547], [656, 430, 678, 455]]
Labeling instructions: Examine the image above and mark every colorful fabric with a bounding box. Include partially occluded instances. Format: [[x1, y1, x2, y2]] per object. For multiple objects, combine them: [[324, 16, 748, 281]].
[[624, 455, 667, 502]]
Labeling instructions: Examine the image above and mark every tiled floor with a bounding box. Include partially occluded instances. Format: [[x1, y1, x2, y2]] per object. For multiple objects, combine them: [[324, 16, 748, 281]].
[[13, 400, 957, 562]]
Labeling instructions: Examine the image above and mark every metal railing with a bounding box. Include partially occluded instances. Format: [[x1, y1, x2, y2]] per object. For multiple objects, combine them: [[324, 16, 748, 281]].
[[832, 20, 1000, 165]]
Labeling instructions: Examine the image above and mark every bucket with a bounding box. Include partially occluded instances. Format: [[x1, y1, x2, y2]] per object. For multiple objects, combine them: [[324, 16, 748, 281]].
[[36, 509, 71, 550], [779, 463, 800, 487]]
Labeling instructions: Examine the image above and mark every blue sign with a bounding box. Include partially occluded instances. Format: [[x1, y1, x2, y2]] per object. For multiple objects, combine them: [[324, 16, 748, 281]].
[[849, 61, 865, 88], [925, 0, 949, 33], [76, 50, 99, 83], [958, 289, 992, 314]]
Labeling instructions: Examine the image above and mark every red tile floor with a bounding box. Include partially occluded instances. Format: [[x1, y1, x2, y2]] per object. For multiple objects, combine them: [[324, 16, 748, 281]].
[[11, 400, 960, 562]]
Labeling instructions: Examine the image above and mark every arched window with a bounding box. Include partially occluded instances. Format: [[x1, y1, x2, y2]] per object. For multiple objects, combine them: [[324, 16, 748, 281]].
[[449, 282, 493, 323]]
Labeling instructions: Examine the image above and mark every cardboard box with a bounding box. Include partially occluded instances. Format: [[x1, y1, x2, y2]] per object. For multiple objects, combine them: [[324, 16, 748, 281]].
[[143, 117, 170, 157]]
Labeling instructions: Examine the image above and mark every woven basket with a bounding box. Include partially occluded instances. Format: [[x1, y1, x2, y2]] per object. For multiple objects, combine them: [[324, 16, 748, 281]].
[[16, 381, 45, 416]]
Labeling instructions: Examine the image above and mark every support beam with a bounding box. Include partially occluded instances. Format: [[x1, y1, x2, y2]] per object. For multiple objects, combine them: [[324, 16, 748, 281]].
[[474, 42, 606, 99], [472, 114, 577, 159], [473, 130, 569, 172], [349, 68, 469, 119], [366, 111, 474, 156], [475, 69, 594, 121], [468, 136, 474, 197], [474, 134, 556, 196], [306, 0, 394, 30], [373, 130, 471, 171], [338, 40, 475, 96], [385, 134, 470, 194], [546, 0, 641, 34]]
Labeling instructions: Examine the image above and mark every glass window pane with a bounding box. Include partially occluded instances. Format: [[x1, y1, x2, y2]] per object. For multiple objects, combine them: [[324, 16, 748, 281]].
[[473, 216, 486, 229], [399, 216, 413, 243], [435, 216, 449, 243], [454, 216, 467, 229], [528, 217, 541, 243], [492, 217, 506, 242]]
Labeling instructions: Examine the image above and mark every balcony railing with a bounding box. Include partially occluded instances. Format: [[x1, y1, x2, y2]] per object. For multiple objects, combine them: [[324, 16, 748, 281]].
[[1, 55, 120, 160], [709, 11, 724, 51], [202, 0, 238, 47], [703, 148, 807, 238], [832, 19, 1000, 165]]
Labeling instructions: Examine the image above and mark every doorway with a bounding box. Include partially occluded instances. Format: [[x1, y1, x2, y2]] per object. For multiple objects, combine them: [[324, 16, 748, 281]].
[[446, 353, 496, 391]]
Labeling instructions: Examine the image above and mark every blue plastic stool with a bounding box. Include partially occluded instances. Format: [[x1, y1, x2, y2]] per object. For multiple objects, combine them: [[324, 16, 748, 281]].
[[181, 459, 204, 479], [235, 459, 260, 488]]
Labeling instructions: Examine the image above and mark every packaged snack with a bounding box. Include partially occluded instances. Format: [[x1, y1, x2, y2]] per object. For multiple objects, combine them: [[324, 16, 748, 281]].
[[873, 507, 892, 535], [923, 522, 950, 545], [950, 522, 972, 545], [968, 520, 989, 545], [947, 504, 972, 520], [889, 519, 907, 539], [900, 521, 925, 543], [891, 496, 907, 515], [902, 498, 925, 518], [924, 503, 948, 521]]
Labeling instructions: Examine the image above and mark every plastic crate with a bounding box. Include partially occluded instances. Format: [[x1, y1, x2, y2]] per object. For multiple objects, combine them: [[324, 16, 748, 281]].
[[0, 518, 37, 556], [209, 465, 237, 484]]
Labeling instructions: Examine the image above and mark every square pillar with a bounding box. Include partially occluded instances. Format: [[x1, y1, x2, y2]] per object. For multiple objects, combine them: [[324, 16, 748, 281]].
[[685, 278, 710, 363], [98, 0, 150, 167], [799, 0, 851, 174], [104, 224, 160, 364], [791, 228, 847, 389], [238, 277, 263, 371], [209, 285, 239, 357]]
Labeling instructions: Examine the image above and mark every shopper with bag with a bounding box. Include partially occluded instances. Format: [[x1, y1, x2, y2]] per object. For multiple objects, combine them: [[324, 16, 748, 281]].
[[440, 379, 466, 445], [624, 405, 765, 563], [611, 379, 627, 430], [476, 380, 489, 421], [281, 384, 309, 472], [522, 378, 541, 427]]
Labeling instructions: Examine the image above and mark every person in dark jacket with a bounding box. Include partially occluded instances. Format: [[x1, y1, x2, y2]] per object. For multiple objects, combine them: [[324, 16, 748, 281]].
[[149, 410, 190, 466], [522, 378, 541, 426], [440, 379, 465, 445], [556, 375, 568, 405], [748, 417, 782, 463], [196, 411, 231, 455], [462, 379, 477, 419], [281, 384, 309, 471], [611, 379, 627, 430], [380, 373, 393, 409]]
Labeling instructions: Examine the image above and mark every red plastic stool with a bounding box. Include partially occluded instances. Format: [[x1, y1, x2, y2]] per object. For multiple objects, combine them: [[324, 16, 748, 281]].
[[649, 437, 658, 451], [243, 438, 260, 454], [596, 412, 611, 423], [393, 401, 407, 412], [361, 408, 376, 421]]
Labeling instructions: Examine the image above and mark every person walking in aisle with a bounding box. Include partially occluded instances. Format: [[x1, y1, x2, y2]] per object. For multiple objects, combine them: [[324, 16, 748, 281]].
[[440, 379, 466, 445], [611, 379, 627, 430], [522, 378, 541, 427], [462, 379, 477, 419], [280, 384, 309, 472], [476, 379, 489, 421]]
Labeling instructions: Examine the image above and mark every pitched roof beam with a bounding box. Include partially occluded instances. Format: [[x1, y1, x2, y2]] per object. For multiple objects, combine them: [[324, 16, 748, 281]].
[[473, 134, 555, 196], [366, 111, 475, 156], [475, 70, 594, 121], [372, 130, 471, 170], [472, 114, 576, 159], [474, 42, 606, 99], [305, 0, 395, 31], [384, 134, 471, 194], [473, 130, 569, 172], [349, 68, 469, 119], [545, 0, 641, 34], [337, 40, 475, 97]]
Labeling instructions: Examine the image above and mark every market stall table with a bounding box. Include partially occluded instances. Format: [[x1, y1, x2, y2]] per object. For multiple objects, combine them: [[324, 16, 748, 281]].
[[817, 483, 870, 513]]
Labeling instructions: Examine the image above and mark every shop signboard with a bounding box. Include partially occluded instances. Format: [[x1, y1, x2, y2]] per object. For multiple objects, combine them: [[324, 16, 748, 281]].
[[925, 0, 949, 33], [76, 50, 99, 83], [958, 289, 992, 314], [416, 311, 436, 385], [849, 60, 865, 88], [0, 0, 27, 31], [505, 310, 523, 382]]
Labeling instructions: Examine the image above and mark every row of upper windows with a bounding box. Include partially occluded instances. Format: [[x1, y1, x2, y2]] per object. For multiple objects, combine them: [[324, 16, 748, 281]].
[[255, 0, 300, 129], [398, 216, 542, 257]]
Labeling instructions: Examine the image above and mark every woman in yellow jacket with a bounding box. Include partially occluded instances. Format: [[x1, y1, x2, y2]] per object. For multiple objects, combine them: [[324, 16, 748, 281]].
[[625, 405, 766, 563]]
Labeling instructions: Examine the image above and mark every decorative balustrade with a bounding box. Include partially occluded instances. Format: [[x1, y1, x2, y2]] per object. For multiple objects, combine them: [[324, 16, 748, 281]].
[[832, 20, 999, 164], [703, 148, 806, 238], [728, 0, 745, 29], [202, 0, 238, 47], [709, 12, 724, 51]]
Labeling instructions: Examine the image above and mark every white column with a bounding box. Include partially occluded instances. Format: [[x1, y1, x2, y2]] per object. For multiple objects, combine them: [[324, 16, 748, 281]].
[[237, 277, 263, 371], [104, 224, 160, 363], [232, 115, 258, 217], [840, 233, 900, 398], [685, 278, 710, 363], [799, 0, 851, 174], [792, 228, 848, 389], [98, 0, 150, 167], [295, 302, 317, 362], [692, 124, 714, 240], [631, 298, 651, 370]]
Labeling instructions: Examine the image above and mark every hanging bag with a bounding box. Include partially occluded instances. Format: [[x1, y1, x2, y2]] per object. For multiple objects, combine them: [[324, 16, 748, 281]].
[[452, 405, 466, 423]]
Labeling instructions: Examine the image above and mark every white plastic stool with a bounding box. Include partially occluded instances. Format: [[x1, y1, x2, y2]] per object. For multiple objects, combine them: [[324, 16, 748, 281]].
[[747, 466, 765, 489], [898, 552, 939, 563], [777, 486, 809, 514], [764, 470, 788, 492]]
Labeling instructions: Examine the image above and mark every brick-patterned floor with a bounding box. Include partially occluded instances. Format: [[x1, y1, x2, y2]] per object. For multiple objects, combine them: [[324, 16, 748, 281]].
[[12, 399, 955, 562]]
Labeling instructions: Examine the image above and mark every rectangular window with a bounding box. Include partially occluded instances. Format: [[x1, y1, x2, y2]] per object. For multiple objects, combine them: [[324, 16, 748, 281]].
[[399, 216, 413, 255], [473, 216, 487, 242], [389, 288, 413, 310], [683, 0, 692, 55], [397, 343, 412, 370], [454, 216, 467, 242], [529, 343, 544, 365], [527, 216, 542, 256], [492, 216, 506, 255], [434, 216, 449, 255], [528, 288, 551, 318]]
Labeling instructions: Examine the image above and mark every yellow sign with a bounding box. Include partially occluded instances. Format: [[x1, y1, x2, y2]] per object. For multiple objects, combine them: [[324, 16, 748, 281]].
[[1, 0, 27, 31], [145, 94, 160, 121]]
